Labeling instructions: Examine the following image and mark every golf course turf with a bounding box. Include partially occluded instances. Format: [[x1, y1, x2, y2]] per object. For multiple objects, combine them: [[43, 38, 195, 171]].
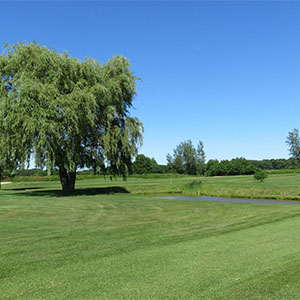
[[2, 174, 300, 299]]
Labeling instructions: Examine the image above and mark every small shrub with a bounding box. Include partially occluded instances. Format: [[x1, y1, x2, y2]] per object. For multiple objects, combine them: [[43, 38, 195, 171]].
[[254, 170, 268, 182]]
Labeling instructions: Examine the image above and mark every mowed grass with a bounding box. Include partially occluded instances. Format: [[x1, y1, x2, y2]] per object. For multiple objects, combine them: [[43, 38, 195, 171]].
[[5, 172, 300, 200], [2, 176, 300, 299], [198, 173, 300, 200]]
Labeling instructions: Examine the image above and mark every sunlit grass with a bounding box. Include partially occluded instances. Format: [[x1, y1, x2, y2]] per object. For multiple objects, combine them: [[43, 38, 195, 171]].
[[2, 176, 300, 299], [4, 172, 300, 200]]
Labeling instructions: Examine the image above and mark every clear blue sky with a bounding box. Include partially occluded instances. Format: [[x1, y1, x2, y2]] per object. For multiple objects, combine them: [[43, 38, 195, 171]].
[[2, 1, 300, 164]]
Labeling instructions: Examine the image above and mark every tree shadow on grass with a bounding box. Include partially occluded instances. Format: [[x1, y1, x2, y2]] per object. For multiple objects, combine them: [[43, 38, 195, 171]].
[[13, 186, 130, 198], [6, 187, 42, 191]]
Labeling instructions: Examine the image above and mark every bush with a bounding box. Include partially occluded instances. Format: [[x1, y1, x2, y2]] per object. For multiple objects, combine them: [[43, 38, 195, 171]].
[[254, 170, 268, 182]]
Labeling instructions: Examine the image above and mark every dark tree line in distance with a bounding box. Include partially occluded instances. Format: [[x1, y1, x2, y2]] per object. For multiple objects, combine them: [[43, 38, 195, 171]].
[[8, 156, 299, 178]]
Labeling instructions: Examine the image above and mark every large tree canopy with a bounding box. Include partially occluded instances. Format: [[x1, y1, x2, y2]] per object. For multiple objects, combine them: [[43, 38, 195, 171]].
[[0, 42, 143, 192]]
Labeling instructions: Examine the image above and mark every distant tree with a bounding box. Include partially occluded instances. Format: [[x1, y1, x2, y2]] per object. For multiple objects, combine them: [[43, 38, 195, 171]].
[[150, 158, 160, 173], [287, 129, 300, 164], [287, 158, 300, 169], [173, 144, 186, 174], [132, 154, 152, 174], [251, 159, 273, 170], [182, 140, 197, 175], [205, 159, 219, 176], [196, 141, 206, 175], [166, 153, 174, 172], [167, 140, 200, 175], [250, 158, 300, 170], [154, 164, 169, 173], [0, 42, 143, 192]]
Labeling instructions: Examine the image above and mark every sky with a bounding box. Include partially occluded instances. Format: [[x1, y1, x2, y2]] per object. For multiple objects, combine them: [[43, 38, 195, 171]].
[[1, 1, 300, 164]]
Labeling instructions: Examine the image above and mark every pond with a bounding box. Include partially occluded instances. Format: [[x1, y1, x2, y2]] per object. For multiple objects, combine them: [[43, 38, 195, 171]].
[[158, 195, 300, 205]]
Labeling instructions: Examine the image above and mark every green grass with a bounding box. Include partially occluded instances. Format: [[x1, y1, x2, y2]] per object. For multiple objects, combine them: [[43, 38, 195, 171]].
[[182, 179, 203, 195], [2, 176, 300, 299], [6, 172, 300, 200], [197, 173, 300, 200]]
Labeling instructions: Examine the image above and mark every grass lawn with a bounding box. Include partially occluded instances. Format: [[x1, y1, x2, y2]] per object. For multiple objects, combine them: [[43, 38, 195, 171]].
[[2, 176, 300, 299], [198, 173, 300, 200]]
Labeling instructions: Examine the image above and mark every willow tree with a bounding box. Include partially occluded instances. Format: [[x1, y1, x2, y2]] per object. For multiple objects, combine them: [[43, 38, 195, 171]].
[[0, 42, 143, 192]]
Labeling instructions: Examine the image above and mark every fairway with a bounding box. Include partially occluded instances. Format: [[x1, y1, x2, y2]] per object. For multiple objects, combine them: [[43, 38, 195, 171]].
[[3, 2, 300, 299], [2, 177, 300, 299]]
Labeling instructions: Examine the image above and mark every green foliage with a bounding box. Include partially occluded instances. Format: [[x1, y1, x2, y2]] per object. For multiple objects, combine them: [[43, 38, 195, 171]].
[[287, 128, 300, 161], [166, 153, 173, 172], [131, 154, 153, 174], [151, 161, 169, 173], [167, 140, 205, 175], [196, 141, 206, 175], [254, 170, 268, 182], [0, 42, 143, 192], [205, 157, 257, 176], [251, 158, 300, 170], [131, 154, 168, 174], [205, 158, 299, 177]]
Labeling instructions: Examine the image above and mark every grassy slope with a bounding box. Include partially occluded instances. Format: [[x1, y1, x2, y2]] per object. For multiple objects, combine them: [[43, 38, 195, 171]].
[[2, 178, 300, 299]]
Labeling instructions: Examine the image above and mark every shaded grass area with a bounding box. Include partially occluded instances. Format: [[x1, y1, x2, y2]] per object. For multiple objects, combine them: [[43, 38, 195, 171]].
[[12, 186, 129, 198], [2, 178, 300, 299]]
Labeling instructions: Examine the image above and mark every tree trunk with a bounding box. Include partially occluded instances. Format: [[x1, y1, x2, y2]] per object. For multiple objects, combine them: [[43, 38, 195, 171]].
[[59, 168, 76, 193]]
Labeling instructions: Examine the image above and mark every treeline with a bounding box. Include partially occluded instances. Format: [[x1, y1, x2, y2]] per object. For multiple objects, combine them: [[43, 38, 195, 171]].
[[205, 158, 256, 176], [164, 140, 258, 176], [165, 140, 300, 176], [250, 158, 300, 170], [202, 158, 300, 176], [4, 141, 300, 178], [4, 157, 300, 178]]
